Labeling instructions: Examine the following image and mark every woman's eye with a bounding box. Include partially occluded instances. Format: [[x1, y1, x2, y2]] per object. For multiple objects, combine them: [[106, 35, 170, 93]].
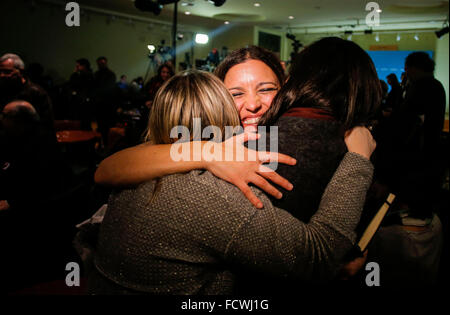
[[259, 88, 278, 93], [232, 92, 243, 97]]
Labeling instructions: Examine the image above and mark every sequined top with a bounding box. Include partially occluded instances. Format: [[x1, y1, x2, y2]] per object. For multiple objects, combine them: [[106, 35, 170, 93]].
[[90, 152, 373, 294]]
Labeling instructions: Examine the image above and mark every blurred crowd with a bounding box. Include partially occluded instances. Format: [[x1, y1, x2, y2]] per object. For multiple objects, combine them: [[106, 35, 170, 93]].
[[0, 48, 448, 293], [0, 52, 176, 292]]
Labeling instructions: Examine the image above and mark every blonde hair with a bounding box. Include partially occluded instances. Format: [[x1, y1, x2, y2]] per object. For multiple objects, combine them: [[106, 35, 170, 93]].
[[145, 70, 241, 144]]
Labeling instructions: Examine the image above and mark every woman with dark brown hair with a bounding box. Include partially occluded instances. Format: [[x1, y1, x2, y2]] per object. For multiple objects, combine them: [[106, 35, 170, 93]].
[[144, 63, 175, 109], [258, 36, 382, 222], [221, 37, 382, 292]]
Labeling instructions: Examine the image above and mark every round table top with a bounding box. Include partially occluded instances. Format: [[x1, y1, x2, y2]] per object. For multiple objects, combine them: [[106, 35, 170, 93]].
[[56, 130, 101, 144]]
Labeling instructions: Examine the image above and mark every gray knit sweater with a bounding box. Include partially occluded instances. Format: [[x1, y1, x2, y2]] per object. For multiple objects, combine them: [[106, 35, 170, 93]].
[[90, 152, 373, 294]]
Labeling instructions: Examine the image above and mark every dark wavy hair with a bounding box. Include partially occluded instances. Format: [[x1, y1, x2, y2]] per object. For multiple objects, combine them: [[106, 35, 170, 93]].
[[214, 46, 285, 86], [259, 37, 382, 129]]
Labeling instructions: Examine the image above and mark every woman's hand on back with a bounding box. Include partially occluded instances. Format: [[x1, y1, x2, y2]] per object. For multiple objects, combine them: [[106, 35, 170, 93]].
[[205, 132, 296, 209], [344, 126, 376, 160]]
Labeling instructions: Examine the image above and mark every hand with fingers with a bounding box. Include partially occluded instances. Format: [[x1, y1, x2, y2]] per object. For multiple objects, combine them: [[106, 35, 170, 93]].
[[205, 131, 296, 209], [338, 250, 369, 280], [344, 126, 376, 160]]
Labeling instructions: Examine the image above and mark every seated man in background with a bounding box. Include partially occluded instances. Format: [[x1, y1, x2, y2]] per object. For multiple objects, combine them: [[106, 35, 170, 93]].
[[0, 53, 55, 138], [0, 100, 77, 293]]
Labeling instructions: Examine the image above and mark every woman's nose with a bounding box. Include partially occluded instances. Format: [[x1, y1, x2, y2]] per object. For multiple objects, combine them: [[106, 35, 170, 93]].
[[244, 94, 262, 113]]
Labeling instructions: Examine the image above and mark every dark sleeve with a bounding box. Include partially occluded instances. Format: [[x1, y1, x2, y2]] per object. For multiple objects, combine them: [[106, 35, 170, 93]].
[[224, 152, 374, 282]]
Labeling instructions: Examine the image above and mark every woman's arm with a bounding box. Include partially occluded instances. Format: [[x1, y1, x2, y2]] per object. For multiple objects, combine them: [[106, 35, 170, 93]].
[[95, 133, 297, 208], [94, 142, 204, 187], [222, 127, 376, 281], [223, 151, 374, 282]]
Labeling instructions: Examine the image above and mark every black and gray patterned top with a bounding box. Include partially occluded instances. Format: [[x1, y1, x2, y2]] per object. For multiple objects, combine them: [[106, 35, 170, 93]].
[[90, 152, 373, 294]]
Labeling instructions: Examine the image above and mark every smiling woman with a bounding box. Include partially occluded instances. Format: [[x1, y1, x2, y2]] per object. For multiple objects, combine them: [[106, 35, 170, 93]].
[[215, 46, 286, 131], [94, 46, 291, 208], [224, 59, 280, 131]]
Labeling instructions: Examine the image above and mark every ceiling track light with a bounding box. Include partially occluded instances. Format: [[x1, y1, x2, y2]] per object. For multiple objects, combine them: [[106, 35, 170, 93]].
[[207, 0, 226, 7], [435, 26, 449, 38]]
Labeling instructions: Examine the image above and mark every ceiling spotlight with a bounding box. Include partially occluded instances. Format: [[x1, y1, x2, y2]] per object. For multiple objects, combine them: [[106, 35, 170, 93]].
[[396, 34, 401, 41], [135, 0, 163, 15], [224, 21, 230, 24], [195, 33, 209, 44], [435, 26, 449, 38], [177, 33, 184, 40], [288, 16, 294, 20], [376, 9, 382, 13], [185, 11, 191, 15], [414, 34, 419, 40], [375, 33, 380, 41], [254, 2, 261, 7]]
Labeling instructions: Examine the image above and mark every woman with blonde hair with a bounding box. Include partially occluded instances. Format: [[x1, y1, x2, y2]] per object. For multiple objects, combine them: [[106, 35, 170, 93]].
[[88, 70, 375, 294], [94, 46, 290, 209]]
